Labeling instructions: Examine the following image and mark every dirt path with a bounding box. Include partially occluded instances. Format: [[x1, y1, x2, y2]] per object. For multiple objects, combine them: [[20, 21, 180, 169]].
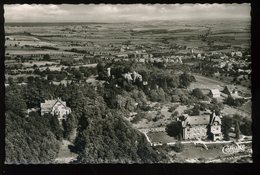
[[54, 129, 78, 164], [54, 140, 78, 163]]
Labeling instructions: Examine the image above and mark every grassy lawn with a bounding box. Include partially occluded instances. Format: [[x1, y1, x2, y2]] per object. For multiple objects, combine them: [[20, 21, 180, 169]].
[[222, 104, 251, 118], [189, 74, 226, 91], [175, 143, 224, 160], [158, 142, 252, 163], [147, 131, 176, 144]]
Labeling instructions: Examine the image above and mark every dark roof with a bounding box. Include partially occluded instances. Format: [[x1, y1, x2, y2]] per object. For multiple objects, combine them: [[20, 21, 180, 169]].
[[209, 114, 222, 125], [182, 115, 210, 127], [224, 85, 237, 93]]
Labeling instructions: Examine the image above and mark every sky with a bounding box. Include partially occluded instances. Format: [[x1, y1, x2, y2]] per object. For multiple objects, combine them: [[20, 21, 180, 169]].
[[4, 4, 251, 23]]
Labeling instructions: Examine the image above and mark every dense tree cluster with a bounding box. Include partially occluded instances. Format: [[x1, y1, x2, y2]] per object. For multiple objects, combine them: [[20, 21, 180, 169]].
[[5, 76, 169, 163], [221, 114, 251, 141], [5, 84, 27, 117], [33, 66, 96, 83], [179, 72, 196, 88], [191, 88, 207, 100], [97, 62, 196, 105], [5, 111, 60, 163], [97, 62, 195, 89], [5, 83, 66, 163], [224, 96, 247, 107], [74, 108, 166, 163]]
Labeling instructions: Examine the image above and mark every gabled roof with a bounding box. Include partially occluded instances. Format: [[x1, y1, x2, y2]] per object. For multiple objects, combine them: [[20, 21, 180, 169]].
[[182, 115, 210, 127], [223, 85, 237, 94], [209, 114, 222, 125], [40, 98, 68, 112], [210, 89, 220, 95]]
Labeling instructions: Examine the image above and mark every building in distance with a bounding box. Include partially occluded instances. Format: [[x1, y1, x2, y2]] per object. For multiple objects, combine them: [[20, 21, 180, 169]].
[[222, 85, 238, 97], [208, 89, 221, 98]]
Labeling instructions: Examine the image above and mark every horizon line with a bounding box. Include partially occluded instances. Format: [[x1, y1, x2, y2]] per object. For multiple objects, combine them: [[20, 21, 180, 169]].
[[5, 18, 251, 24]]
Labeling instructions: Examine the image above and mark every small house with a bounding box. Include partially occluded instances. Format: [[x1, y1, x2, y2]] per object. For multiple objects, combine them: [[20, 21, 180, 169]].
[[222, 85, 238, 96], [209, 89, 221, 98]]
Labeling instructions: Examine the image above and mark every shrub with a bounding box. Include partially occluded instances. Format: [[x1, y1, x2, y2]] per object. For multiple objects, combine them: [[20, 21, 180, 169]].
[[224, 96, 246, 107], [140, 105, 152, 111], [152, 116, 161, 122], [172, 111, 179, 118], [240, 117, 252, 136], [191, 88, 205, 99], [165, 121, 182, 140], [198, 157, 206, 162], [172, 142, 184, 153], [168, 105, 179, 112], [171, 95, 180, 102], [131, 113, 144, 124]]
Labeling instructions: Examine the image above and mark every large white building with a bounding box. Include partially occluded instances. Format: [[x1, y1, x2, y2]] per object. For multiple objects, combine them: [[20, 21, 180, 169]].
[[177, 111, 223, 141]]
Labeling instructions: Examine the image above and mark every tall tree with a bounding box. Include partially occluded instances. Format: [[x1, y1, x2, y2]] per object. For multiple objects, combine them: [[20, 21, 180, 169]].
[[166, 121, 183, 140], [5, 85, 27, 117], [222, 115, 233, 141], [233, 114, 242, 140]]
